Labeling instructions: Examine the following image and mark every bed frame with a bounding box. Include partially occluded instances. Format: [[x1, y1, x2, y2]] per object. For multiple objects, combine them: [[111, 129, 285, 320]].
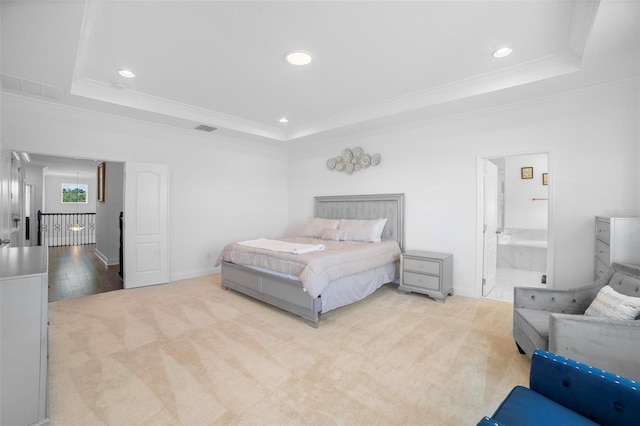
[[221, 193, 405, 326]]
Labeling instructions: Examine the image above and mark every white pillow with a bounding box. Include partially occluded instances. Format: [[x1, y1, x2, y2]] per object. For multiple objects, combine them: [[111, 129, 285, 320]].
[[338, 218, 387, 243], [320, 228, 346, 241], [584, 285, 640, 320], [299, 217, 340, 238]]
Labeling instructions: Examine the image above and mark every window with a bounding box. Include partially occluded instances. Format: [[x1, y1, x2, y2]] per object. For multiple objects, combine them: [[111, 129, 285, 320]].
[[61, 183, 88, 203]]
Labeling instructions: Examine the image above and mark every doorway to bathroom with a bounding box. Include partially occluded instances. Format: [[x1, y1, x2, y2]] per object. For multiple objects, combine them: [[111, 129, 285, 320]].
[[480, 153, 551, 302]]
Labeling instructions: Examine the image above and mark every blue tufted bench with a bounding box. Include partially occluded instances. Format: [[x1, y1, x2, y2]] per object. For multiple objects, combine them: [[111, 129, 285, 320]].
[[513, 263, 640, 380], [478, 350, 640, 426]]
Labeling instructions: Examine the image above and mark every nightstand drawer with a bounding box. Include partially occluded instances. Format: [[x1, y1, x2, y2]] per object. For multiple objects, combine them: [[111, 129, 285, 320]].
[[402, 271, 440, 291], [404, 258, 440, 275]]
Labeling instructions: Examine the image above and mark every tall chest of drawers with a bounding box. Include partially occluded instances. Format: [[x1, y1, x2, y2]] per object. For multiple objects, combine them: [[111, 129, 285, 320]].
[[594, 216, 640, 279]]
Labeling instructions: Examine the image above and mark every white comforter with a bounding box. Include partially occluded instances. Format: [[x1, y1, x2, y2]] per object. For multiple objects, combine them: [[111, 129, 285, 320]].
[[215, 237, 401, 298]]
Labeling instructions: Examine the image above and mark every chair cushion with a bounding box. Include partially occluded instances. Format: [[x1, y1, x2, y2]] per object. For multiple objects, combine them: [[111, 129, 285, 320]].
[[490, 386, 599, 426], [514, 308, 552, 349]]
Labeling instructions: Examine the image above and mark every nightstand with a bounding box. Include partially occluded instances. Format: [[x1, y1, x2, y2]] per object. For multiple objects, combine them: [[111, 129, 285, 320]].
[[398, 250, 453, 302]]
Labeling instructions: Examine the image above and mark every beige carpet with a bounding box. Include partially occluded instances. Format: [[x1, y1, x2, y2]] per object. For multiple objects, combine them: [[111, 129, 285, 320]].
[[48, 274, 529, 425]]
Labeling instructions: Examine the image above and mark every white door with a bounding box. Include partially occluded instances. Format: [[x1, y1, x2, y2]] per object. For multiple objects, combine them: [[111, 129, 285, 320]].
[[124, 162, 169, 288], [482, 160, 499, 297]]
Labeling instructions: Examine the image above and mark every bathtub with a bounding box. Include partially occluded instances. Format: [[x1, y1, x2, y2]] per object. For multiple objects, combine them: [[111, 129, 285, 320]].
[[498, 228, 547, 271], [498, 228, 547, 248]]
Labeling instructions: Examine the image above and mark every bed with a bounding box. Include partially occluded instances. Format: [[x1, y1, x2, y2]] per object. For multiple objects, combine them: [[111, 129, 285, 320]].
[[217, 193, 405, 325]]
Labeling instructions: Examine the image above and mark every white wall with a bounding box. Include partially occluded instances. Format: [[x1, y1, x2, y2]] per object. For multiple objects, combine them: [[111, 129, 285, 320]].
[[0, 3, 7, 245], [43, 173, 96, 214], [24, 164, 44, 246], [504, 153, 548, 230], [288, 78, 640, 295], [95, 161, 124, 265], [1, 95, 290, 281]]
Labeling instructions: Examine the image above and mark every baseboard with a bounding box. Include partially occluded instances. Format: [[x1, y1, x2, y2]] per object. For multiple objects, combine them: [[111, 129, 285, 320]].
[[170, 266, 220, 282], [94, 248, 119, 267]]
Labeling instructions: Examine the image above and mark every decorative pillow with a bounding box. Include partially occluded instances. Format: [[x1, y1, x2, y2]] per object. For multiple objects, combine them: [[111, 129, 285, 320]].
[[320, 228, 346, 241], [338, 218, 388, 243], [299, 217, 340, 238], [584, 285, 640, 320]]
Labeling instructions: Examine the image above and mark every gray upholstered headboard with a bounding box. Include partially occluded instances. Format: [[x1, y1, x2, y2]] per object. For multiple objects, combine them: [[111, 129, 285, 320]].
[[314, 193, 405, 251]]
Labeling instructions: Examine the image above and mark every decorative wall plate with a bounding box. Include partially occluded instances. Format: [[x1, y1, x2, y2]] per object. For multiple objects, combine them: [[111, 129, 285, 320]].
[[326, 148, 381, 175], [345, 163, 354, 174]]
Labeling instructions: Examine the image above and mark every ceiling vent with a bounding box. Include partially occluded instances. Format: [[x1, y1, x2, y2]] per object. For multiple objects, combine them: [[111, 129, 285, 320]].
[[194, 124, 217, 132], [1, 74, 65, 102]]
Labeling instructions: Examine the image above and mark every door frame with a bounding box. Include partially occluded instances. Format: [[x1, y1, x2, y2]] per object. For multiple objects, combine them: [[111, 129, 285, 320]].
[[475, 152, 555, 298], [1, 150, 171, 289], [0, 150, 12, 247]]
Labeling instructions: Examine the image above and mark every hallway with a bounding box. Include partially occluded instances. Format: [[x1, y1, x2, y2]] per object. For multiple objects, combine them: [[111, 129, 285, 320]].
[[48, 244, 123, 302]]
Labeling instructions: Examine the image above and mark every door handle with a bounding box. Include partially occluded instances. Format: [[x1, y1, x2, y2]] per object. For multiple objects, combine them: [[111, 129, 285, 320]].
[[0, 239, 10, 246]]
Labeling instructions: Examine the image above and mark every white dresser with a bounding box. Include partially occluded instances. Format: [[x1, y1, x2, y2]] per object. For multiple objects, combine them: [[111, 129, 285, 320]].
[[0, 247, 49, 426], [594, 216, 640, 280]]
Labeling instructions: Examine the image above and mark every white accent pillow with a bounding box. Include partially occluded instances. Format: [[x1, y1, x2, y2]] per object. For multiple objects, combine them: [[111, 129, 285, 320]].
[[584, 285, 640, 320], [299, 217, 340, 238], [338, 218, 388, 243]]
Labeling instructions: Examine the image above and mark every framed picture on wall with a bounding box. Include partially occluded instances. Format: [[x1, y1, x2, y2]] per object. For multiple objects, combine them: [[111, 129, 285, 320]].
[[521, 166, 533, 179], [97, 162, 106, 202], [542, 173, 548, 185]]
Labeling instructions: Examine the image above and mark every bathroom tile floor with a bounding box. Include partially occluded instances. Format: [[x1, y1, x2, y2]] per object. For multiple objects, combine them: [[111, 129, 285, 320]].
[[485, 267, 547, 302]]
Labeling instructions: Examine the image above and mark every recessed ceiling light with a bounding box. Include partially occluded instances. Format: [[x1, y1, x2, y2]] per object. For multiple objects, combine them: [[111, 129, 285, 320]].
[[118, 69, 136, 78], [279, 117, 289, 123], [286, 50, 313, 66], [492, 47, 513, 58]]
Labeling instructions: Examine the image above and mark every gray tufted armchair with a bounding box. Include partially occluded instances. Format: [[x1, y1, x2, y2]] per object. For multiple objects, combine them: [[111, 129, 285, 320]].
[[513, 263, 640, 381]]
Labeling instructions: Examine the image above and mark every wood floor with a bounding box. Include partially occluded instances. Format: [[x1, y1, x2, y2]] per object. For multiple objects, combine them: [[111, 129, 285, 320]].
[[48, 244, 123, 302]]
